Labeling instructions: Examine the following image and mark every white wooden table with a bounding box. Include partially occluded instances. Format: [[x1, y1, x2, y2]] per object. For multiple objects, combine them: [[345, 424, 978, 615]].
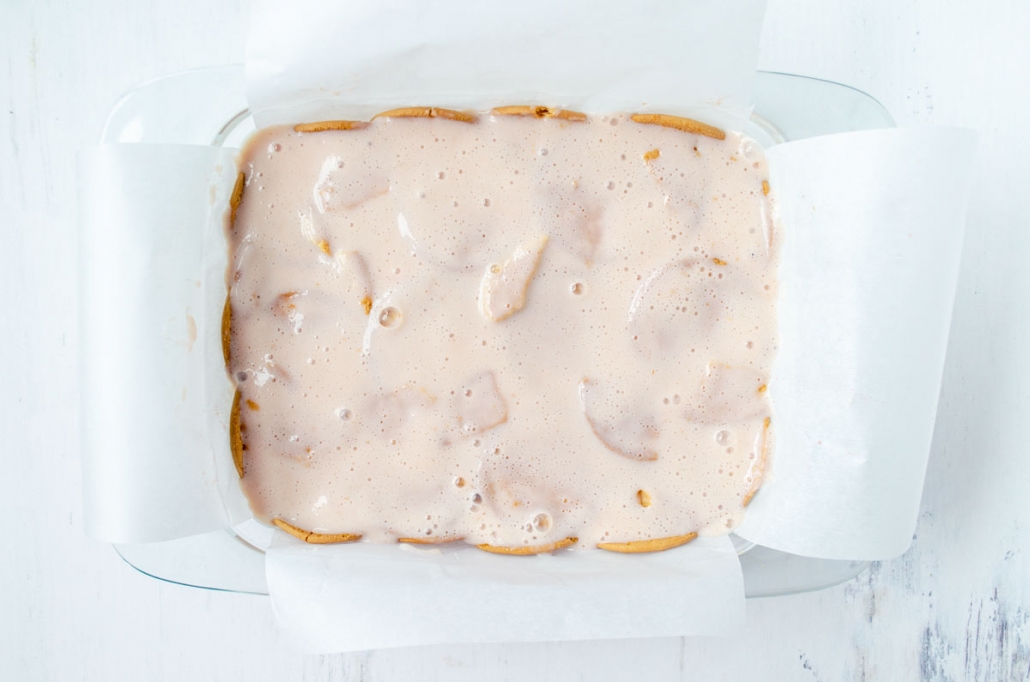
[[3, 0, 1028, 679]]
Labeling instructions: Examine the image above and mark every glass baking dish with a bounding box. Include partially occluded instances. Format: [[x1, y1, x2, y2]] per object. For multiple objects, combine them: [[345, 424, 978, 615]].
[[100, 64, 892, 597]]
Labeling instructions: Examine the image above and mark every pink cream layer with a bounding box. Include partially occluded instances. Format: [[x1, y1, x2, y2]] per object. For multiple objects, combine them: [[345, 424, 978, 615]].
[[228, 112, 779, 549]]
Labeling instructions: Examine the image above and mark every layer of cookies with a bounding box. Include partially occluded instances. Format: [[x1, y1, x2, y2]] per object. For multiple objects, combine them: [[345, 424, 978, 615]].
[[227, 109, 778, 552]]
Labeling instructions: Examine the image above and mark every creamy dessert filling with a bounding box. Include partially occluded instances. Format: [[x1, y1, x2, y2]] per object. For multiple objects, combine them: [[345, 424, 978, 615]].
[[227, 110, 779, 551]]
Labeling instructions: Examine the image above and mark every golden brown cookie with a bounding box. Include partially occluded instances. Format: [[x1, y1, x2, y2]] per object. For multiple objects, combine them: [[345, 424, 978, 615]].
[[398, 536, 465, 545], [273, 517, 362, 544], [490, 105, 587, 122], [221, 296, 231, 368], [373, 107, 477, 123], [229, 389, 244, 478], [597, 532, 697, 553], [476, 537, 578, 555], [293, 120, 368, 133], [629, 113, 726, 140], [229, 171, 245, 228]]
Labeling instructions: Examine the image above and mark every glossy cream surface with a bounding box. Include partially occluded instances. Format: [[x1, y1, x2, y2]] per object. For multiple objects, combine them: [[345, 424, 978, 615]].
[[228, 112, 779, 549]]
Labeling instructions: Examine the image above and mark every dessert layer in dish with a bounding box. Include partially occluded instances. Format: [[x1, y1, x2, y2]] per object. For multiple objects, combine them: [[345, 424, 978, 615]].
[[226, 109, 779, 552]]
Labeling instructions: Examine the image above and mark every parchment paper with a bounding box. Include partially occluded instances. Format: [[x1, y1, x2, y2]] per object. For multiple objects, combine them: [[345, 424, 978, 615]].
[[79, 144, 248, 543], [268, 536, 744, 653], [735, 128, 977, 560], [245, 0, 766, 127]]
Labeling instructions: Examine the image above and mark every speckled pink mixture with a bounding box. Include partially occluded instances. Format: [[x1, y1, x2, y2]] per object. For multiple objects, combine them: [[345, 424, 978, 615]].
[[228, 112, 779, 549]]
